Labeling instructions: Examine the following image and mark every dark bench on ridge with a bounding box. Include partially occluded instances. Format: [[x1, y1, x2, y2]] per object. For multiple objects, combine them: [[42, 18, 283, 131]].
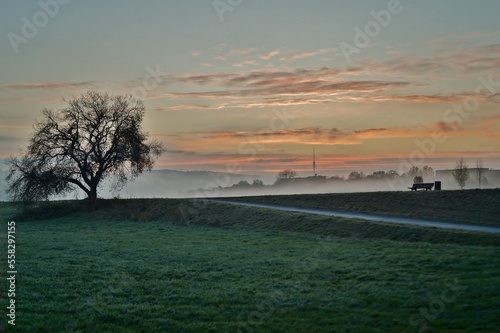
[[408, 183, 434, 191]]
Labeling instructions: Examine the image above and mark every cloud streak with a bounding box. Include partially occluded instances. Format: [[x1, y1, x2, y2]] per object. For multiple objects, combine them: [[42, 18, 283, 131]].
[[363, 44, 500, 78], [158, 42, 500, 110], [164, 67, 412, 109], [0, 81, 97, 91], [165, 121, 466, 152], [279, 48, 332, 61]]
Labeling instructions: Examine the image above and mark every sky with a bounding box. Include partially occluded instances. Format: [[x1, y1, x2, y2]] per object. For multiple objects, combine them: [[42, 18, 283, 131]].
[[1, 0, 500, 179]]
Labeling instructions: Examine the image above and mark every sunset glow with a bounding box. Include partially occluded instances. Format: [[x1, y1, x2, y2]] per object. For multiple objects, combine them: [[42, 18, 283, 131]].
[[2, 1, 500, 180]]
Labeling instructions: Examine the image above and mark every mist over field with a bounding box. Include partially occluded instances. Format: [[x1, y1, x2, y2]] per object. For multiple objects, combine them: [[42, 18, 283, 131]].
[[0, 167, 403, 200], [85, 165, 500, 199], [112, 169, 263, 198], [0, 167, 405, 201], [1, 154, 499, 201]]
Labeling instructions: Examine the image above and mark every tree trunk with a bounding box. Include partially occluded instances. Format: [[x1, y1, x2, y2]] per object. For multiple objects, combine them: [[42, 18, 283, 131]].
[[87, 186, 98, 209]]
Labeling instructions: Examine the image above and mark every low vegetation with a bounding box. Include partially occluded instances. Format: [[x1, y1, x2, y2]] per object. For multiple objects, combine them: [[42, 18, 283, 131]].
[[1, 196, 499, 332], [224, 189, 500, 226]]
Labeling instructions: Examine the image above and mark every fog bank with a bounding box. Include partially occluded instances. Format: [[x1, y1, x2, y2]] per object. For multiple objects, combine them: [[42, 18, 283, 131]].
[[1, 165, 499, 202]]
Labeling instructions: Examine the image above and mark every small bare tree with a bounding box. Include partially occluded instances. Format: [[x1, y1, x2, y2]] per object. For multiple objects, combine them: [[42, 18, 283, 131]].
[[452, 158, 469, 190], [475, 158, 486, 189]]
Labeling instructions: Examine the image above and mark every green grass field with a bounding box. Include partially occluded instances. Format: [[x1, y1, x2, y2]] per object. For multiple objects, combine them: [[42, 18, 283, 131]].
[[224, 189, 500, 226], [1, 196, 499, 332]]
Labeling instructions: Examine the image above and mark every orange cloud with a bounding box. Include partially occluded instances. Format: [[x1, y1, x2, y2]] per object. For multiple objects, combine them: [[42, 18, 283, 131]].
[[156, 148, 500, 175], [160, 121, 466, 155], [160, 60, 500, 111]]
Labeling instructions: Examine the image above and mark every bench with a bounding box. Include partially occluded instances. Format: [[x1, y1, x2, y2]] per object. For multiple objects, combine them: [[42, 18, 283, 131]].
[[408, 183, 434, 191]]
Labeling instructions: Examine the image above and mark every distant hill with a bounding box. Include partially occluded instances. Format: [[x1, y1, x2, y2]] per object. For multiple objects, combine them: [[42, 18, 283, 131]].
[[112, 169, 261, 198]]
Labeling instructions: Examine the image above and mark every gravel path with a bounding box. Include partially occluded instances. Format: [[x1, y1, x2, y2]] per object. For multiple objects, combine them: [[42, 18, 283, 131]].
[[208, 199, 500, 234]]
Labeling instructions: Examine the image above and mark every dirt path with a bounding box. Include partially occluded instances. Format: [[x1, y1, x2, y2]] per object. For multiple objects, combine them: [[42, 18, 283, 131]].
[[208, 199, 500, 234]]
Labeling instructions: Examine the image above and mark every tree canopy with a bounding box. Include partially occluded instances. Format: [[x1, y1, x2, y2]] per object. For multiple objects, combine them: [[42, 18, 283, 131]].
[[413, 176, 424, 184], [6, 91, 163, 203]]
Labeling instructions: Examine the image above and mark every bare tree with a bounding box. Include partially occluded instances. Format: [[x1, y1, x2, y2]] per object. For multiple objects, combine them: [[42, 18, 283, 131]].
[[386, 170, 399, 179], [6, 91, 163, 204], [475, 158, 486, 189], [452, 158, 469, 190], [252, 179, 264, 186], [277, 169, 298, 180], [404, 165, 433, 179], [405, 166, 420, 178], [421, 165, 434, 177], [348, 171, 366, 180], [413, 176, 423, 184], [371, 171, 386, 179], [233, 180, 251, 188]]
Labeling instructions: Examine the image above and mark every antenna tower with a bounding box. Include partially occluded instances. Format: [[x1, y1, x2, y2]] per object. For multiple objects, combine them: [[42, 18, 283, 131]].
[[313, 147, 317, 176]]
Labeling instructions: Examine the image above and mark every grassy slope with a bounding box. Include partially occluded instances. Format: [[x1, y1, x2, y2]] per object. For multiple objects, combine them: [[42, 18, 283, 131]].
[[223, 189, 500, 226], [1, 199, 499, 332]]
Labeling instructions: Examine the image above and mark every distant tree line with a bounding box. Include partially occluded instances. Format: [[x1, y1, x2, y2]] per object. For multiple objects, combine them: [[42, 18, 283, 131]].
[[228, 179, 265, 188], [347, 165, 434, 181], [222, 160, 488, 190], [270, 166, 436, 186], [270, 166, 436, 184], [191, 158, 489, 195]]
